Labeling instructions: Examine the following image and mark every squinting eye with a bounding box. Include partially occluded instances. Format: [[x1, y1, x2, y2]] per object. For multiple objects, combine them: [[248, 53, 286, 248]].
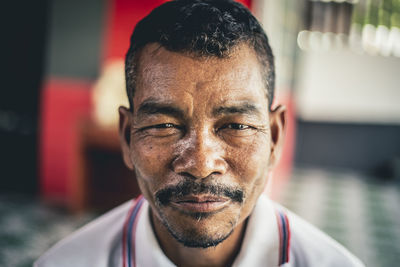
[[218, 123, 257, 137], [139, 123, 183, 137], [227, 123, 250, 130], [153, 123, 175, 128]]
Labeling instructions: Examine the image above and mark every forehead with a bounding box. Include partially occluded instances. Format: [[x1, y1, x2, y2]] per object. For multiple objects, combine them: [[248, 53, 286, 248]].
[[133, 43, 268, 109]]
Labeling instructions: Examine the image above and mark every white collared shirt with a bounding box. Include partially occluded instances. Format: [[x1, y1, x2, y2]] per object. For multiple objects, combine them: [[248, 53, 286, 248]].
[[34, 194, 364, 267]]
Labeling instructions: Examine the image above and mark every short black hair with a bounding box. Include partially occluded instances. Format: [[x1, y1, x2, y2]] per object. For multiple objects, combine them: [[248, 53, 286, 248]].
[[125, 0, 275, 109]]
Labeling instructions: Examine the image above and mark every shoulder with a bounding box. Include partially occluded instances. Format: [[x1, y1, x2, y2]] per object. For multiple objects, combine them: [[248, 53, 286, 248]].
[[34, 200, 134, 267], [280, 205, 365, 267]]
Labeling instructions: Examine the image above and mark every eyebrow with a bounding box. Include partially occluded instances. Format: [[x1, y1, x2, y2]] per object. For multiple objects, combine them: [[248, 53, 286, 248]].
[[212, 102, 261, 117], [136, 100, 186, 120]]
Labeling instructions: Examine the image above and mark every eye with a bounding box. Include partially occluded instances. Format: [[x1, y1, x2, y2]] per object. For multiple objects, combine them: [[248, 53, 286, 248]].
[[152, 123, 176, 128], [218, 123, 257, 137], [140, 123, 183, 137], [226, 123, 250, 130]]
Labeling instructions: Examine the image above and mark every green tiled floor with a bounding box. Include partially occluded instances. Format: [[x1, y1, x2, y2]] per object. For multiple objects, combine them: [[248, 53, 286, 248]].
[[278, 168, 400, 267], [1, 168, 399, 266], [0, 196, 95, 267]]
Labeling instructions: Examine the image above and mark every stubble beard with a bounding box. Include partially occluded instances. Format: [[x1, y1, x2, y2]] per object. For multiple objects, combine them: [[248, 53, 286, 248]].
[[156, 207, 239, 248]]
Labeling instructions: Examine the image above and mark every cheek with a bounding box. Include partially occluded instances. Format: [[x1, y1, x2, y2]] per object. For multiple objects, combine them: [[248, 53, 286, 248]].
[[228, 135, 271, 183], [228, 135, 271, 209], [131, 139, 173, 186]]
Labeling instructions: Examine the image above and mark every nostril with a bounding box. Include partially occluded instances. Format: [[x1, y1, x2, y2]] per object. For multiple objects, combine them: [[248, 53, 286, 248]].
[[178, 172, 198, 180], [178, 172, 220, 181]]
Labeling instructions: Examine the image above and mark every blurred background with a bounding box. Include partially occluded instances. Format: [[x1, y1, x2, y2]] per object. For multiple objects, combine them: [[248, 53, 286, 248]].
[[0, 0, 399, 266]]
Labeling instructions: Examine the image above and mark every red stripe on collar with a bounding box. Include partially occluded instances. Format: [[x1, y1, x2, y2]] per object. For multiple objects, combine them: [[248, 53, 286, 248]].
[[275, 207, 291, 265], [122, 196, 145, 267]]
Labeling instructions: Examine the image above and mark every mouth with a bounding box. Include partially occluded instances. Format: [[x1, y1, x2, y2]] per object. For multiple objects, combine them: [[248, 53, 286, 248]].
[[170, 195, 231, 213]]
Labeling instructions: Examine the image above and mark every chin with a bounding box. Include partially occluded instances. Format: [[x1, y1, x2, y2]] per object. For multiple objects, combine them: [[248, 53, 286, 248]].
[[170, 225, 234, 248], [159, 206, 240, 248]]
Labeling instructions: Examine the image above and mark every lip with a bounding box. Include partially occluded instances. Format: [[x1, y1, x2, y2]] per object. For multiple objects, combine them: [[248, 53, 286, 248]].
[[170, 195, 231, 213]]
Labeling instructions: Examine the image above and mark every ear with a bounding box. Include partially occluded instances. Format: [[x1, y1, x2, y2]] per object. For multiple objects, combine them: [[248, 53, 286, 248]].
[[119, 106, 134, 170], [268, 105, 287, 169]]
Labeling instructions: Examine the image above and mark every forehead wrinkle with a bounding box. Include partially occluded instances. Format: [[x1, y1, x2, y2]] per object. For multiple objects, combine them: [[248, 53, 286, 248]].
[[199, 59, 264, 103], [135, 44, 268, 120], [136, 44, 178, 94], [139, 62, 176, 90], [139, 44, 262, 93]]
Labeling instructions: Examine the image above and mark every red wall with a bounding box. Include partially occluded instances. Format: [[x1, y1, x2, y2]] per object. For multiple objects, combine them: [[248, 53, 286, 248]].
[[40, 79, 92, 202]]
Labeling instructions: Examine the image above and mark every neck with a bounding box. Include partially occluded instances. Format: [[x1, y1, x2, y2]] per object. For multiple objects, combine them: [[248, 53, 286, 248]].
[[151, 212, 247, 267]]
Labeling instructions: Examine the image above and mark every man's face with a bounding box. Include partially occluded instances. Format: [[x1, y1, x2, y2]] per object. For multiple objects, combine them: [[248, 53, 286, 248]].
[[120, 43, 285, 248]]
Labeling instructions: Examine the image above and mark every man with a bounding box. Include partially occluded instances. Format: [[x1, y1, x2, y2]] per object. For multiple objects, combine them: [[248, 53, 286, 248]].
[[35, 0, 364, 266]]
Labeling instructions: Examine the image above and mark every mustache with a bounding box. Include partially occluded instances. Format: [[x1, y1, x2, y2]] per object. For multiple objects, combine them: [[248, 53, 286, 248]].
[[155, 180, 244, 206]]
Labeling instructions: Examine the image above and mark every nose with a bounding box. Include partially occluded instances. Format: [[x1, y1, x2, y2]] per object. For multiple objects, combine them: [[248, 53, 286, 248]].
[[171, 130, 228, 179]]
